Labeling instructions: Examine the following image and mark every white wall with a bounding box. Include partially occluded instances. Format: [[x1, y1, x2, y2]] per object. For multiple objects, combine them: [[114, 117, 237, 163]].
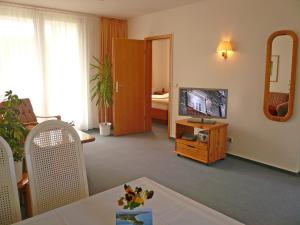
[[128, 0, 300, 172], [152, 39, 170, 93]]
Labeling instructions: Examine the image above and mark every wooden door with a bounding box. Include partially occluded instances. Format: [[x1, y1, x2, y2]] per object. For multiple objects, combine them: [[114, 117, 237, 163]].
[[113, 39, 150, 136]]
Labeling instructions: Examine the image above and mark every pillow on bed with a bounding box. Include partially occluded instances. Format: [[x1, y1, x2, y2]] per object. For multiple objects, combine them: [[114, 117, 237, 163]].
[[152, 93, 169, 99]]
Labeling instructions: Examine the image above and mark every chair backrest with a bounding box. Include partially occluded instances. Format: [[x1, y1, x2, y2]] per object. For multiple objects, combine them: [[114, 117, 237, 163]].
[[17, 99, 38, 125], [0, 98, 37, 126], [25, 120, 89, 216], [0, 137, 21, 225]]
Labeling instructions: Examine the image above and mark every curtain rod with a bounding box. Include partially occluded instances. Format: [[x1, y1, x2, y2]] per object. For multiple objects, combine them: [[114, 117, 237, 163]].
[[0, 1, 101, 18]]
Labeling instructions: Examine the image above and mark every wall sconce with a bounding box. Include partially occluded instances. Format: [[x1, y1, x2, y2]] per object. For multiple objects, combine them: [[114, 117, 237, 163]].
[[217, 41, 233, 59]]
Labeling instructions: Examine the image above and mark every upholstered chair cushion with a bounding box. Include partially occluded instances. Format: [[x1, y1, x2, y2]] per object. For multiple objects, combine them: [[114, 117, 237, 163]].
[[17, 98, 38, 125], [268, 92, 289, 115], [0, 98, 37, 125]]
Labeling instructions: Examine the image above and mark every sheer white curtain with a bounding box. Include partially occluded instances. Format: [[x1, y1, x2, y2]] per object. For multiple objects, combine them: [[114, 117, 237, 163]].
[[84, 16, 100, 129], [0, 6, 44, 112], [0, 4, 99, 129], [42, 13, 87, 129]]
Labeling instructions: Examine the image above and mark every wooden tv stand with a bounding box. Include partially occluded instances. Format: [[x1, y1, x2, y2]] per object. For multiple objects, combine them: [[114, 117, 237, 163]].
[[175, 119, 228, 164]]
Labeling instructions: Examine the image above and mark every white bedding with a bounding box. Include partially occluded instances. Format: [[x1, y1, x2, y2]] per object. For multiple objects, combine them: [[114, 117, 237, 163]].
[[152, 93, 169, 110], [152, 101, 168, 110], [152, 93, 169, 99]]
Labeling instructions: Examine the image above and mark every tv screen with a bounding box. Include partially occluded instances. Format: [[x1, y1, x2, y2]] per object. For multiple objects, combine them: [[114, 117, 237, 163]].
[[179, 88, 228, 119]]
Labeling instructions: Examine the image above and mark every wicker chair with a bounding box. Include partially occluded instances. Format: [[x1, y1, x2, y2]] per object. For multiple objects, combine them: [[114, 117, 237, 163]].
[[0, 137, 21, 225], [17, 99, 61, 129], [0, 98, 61, 129], [24, 120, 89, 216]]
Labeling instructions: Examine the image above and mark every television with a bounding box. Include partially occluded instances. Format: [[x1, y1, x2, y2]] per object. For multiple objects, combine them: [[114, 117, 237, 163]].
[[179, 88, 228, 120]]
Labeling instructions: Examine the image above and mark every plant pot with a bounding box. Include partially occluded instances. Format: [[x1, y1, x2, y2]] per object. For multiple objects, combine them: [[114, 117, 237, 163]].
[[99, 122, 111, 136], [14, 160, 23, 183]]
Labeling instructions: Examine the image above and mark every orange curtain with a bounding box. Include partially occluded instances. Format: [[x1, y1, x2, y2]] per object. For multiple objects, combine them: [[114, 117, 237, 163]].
[[99, 17, 128, 124]]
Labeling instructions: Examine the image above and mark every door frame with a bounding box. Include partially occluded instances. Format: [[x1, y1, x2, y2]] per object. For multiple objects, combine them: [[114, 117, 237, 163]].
[[145, 34, 173, 137]]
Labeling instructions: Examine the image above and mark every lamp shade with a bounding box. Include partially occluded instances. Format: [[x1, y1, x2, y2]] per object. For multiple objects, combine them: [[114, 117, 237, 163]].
[[217, 41, 233, 52]]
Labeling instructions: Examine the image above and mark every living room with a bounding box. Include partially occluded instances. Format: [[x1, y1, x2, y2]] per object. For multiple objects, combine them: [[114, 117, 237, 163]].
[[0, 0, 300, 225]]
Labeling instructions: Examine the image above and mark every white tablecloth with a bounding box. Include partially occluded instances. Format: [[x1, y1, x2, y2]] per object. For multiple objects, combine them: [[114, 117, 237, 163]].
[[14, 177, 244, 225]]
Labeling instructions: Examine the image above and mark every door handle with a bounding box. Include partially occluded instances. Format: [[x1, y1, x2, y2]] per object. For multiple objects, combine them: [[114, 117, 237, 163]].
[[115, 81, 123, 93]]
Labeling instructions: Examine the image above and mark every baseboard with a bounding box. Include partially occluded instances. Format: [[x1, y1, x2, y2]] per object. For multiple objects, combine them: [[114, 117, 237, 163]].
[[227, 153, 299, 176], [170, 137, 299, 174]]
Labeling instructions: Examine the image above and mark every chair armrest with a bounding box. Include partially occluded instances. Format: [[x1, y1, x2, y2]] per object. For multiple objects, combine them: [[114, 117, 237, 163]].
[[36, 115, 61, 120], [23, 122, 38, 131], [23, 122, 39, 126]]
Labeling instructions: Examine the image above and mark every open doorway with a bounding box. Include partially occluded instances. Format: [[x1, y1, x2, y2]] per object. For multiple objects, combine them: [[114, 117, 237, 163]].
[[145, 35, 173, 137]]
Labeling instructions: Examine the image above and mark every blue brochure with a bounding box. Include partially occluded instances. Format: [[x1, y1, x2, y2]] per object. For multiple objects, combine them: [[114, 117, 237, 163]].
[[116, 208, 153, 225]]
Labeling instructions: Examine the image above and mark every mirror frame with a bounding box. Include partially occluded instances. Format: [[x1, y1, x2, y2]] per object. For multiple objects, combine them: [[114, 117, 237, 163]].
[[264, 30, 298, 122]]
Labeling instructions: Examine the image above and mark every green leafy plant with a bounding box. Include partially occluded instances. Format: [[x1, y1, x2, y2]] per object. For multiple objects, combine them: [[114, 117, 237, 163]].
[[90, 55, 113, 124], [0, 90, 28, 161]]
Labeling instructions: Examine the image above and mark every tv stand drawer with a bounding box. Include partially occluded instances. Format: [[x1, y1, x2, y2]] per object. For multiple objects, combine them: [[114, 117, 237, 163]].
[[176, 139, 208, 150], [176, 143, 208, 163]]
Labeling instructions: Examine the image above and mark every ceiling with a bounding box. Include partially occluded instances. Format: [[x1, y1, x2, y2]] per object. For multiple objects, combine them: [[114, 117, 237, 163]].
[[2, 0, 202, 18]]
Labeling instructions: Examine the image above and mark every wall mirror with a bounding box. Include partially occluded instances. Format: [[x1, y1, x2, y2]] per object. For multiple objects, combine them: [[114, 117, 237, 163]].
[[264, 30, 298, 122]]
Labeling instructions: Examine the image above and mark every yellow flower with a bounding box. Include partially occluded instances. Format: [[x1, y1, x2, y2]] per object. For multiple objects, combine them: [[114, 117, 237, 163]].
[[134, 196, 144, 204]]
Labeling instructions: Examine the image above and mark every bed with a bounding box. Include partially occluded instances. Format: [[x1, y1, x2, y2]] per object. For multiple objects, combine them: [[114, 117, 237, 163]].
[[151, 93, 169, 123]]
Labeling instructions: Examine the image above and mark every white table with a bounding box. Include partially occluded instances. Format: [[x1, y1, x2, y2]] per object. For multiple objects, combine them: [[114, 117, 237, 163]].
[[14, 177, 244, 225]]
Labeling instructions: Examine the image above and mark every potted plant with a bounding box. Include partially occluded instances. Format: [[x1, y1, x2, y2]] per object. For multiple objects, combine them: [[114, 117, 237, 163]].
[[90, 55, 113, 136], [0, 90, 28, 182]]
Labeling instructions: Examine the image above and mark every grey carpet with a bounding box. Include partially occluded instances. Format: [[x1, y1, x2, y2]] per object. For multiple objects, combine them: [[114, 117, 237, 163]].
[[83, 122, 300, 225]]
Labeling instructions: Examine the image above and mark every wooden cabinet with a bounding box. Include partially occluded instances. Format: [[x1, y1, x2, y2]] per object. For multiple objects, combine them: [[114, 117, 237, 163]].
[[175, 119, 228, 164]]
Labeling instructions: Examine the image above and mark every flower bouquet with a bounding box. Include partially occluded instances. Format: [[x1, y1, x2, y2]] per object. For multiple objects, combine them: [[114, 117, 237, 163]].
[[116, 184, 154, 225], [118, 184, 154, 210]]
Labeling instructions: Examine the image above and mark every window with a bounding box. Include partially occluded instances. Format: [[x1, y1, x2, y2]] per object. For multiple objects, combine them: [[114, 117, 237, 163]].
[[0, 5, 99, 129]]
